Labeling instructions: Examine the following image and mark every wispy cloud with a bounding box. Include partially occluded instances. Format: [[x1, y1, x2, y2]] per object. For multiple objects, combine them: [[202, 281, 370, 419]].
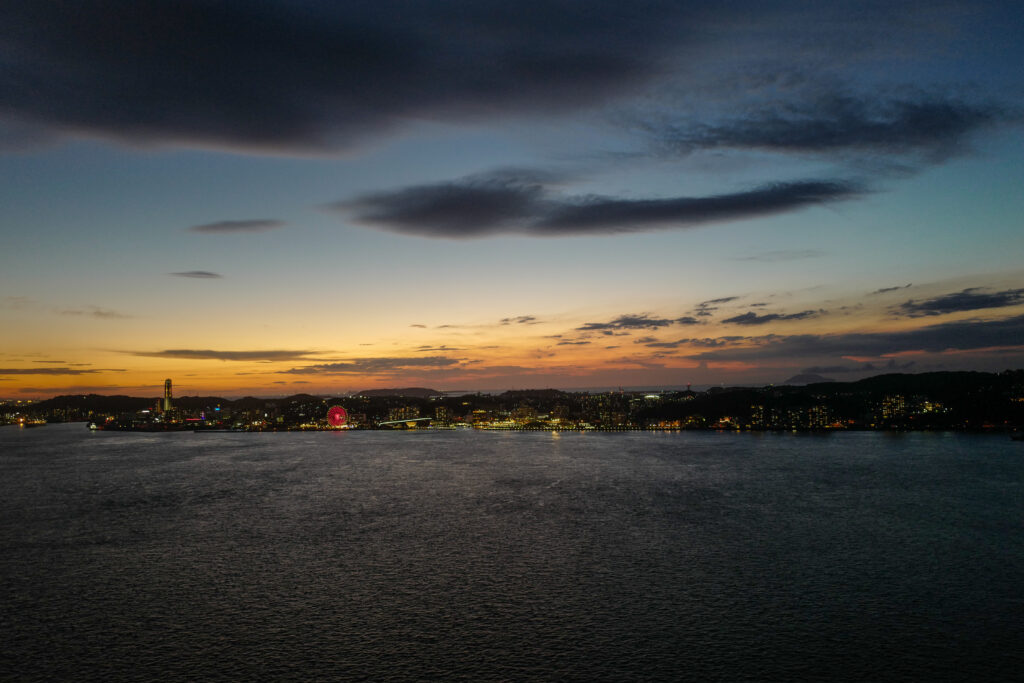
[[734, 250, 824, 262], [16, 384, 143, 394], [0, 367, 124, 376], [32, 361, 92, 366], [693, 296, 739, 317], [188, 219, 286, 234], [650, 95, 1007, 163], [2, 296, 34, 310], [59, 306, 133, 319], [127, 349, 317, 362], [169, 271, 223, 279], [578, 314, 683, 332], [282, 356, 463, 375], [721, 310, 823, 325], [501, 315, 539, 325], [636, 335, 753, 349], [870, 283, 912, 295]]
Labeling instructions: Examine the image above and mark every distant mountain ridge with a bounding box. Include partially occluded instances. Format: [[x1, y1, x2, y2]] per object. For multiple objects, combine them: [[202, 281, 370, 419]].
[[352, 387, 443, 398], [783, 373, 834, 385]]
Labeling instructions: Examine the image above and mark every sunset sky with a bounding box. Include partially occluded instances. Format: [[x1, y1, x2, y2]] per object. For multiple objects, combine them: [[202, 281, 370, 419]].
[[2, 1, 1024, 398]]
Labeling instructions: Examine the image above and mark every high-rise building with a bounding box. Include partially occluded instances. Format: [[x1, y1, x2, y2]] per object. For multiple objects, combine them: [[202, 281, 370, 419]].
[[163, 379, 173, 413]]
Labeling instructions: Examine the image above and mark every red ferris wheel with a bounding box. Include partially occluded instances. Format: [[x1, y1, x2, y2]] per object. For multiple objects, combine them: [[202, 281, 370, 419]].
[[326, 405, 348, 428]]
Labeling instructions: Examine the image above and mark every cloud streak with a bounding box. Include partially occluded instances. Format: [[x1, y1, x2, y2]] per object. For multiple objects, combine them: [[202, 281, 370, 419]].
[[651, 95, 1007, 162], [334, 173, 863, 238], [128, 349, 317, 362], [721, 310, 823, 325], [169, 271, 223, 279], [188, 219, 286, 234], [734, 249, 824, 262], [501, 315, 539, 325], [0, 367, 124, 376], [693, 296, 739, 317], [59, 306, 133, 319], [578, 314, 679, 331], [282, 357, 463, 375], [870, 283, 912, 295]]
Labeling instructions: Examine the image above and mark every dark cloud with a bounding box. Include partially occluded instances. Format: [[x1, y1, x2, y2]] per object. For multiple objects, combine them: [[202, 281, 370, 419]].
[[282, 356, 463, 374], [652, 95, 1007, 162], [640, 340, 689, 349], [687, 314, 1024, 364], [188, 219, 285, 234], [501, 315, 539, 325], [734, 249, 824, 262], [637, 335, 754, 349], [578, 314, 678, 331], [334, 172, 863, 238], [556, 340, 591, 346], [721, 310, 822, 325], [2, 1, 1009, 165], [537, 182, 861, 233], [870, 283, 912, 295], [0, 1, 699, 153], [169, 271, 223, 279], [409, 324, 427, 328], [128, 349, 316, 361], [896, 287, 1024, 317], [331, 171, 547, 236]]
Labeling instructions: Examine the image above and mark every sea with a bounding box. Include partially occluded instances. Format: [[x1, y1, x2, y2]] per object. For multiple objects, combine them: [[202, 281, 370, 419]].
[[2, 424, 1023, 681]]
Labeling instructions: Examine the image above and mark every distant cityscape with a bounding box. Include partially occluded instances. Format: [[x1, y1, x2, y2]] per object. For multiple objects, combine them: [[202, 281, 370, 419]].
[[3, 371, 1024, 433]]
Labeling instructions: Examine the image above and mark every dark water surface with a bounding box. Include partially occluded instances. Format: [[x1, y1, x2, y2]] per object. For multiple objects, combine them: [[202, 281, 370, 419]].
[[2, 424, 1023, 681]]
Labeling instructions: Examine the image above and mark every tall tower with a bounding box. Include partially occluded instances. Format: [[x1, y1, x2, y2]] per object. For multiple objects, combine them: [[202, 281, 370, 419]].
[[163, 379, 173, 412]]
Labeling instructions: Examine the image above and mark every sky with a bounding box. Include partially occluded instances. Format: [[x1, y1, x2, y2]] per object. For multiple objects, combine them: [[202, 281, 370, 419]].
[[2, 0, 1024, 398]]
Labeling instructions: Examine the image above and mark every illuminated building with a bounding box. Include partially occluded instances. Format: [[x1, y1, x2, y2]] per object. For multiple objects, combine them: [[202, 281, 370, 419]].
[[881, 394, 906, 420], [163, 379, 173, 413], [434, 406, 452, 425]]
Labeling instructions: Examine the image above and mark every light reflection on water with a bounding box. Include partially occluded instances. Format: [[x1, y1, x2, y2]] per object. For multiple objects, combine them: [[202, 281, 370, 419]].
[[2, 425, 1023, 681]]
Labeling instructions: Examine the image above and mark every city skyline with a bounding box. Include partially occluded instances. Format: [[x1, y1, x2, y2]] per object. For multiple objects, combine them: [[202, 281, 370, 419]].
[[3, 1, 1024, 398]]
